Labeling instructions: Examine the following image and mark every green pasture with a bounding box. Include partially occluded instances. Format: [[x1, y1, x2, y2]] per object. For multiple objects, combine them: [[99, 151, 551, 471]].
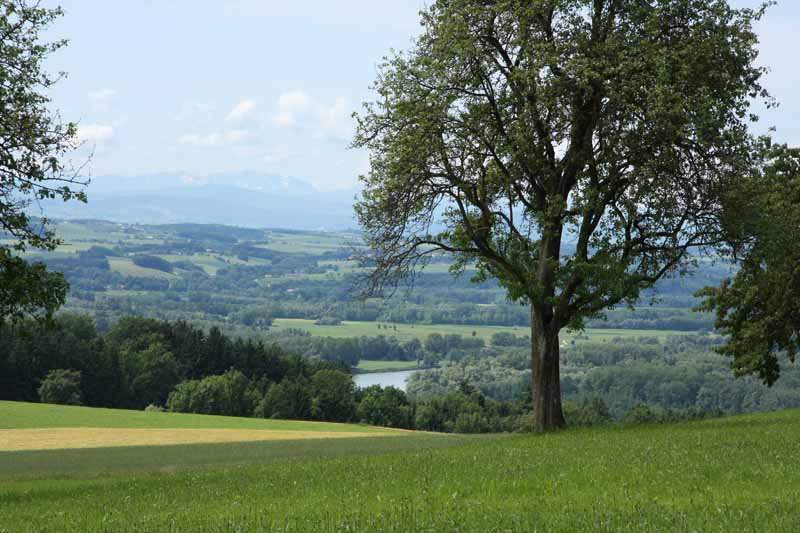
[[108, 257, 177, 280], [355, 360, 422, 373], [270, 318, 685, 344], [255, 241, 344, 254], [0, 435, 473, 481], [0, 401, 389, 433], [257, 231, 359, 255], [1, 410, 798, 530], [318, 259, 360, 272], [53, 221, 164, 245]]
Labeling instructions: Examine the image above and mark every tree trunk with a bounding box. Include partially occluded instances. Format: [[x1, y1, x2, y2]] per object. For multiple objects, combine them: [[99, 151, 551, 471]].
[[531, 308, 566, 431]]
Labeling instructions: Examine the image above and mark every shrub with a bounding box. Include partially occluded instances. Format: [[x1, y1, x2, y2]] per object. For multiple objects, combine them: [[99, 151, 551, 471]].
[[310, 370, 356, 422], [167, 369, 257, 417], [356, 386, 414, 428], [38, 369, 82, 405], [258, 379, 311, 420], [123, 342, 180, 409], [622, 403, 660, 424], [452, 412, 490, 433], [564, 398, 613, 427], [511, 413, 536, 433]]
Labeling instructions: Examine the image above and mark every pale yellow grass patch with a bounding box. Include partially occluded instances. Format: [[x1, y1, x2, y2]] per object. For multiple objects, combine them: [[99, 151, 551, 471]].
[[0, 428, 388, 452]]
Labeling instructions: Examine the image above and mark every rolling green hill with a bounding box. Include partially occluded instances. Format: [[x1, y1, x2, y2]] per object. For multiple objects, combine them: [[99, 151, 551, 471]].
[[1, 405, 798, 531], [21, 219, 719, 337]]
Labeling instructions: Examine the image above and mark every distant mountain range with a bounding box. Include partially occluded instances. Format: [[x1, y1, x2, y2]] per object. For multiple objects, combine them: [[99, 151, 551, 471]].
[[43, 172, 359, 231]]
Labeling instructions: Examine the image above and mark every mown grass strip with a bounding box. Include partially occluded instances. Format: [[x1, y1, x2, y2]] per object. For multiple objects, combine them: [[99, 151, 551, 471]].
[[0, 434, 476, 481], [0, 428, 397, 452]]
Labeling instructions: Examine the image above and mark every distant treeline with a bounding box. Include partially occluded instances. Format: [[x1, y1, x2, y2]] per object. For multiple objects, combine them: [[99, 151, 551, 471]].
[[407, 335, 800, 417], [269, 330, 492, 368], [0, 315, 355, 421]]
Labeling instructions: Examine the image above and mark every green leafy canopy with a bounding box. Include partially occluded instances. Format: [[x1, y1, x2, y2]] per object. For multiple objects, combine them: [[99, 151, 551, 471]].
[[0, 1, 87, 321], [697, 144, 800, 386], [354, 0, 771, 335]]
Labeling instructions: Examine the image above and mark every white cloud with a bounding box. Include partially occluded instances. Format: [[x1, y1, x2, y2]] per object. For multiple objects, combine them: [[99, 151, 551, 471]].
[[88, 88, 115, 111], [177, 129, 254, 147], [77, 124, 114, 144], [270, 90, 352, 140], [271, 89, 312, 128], [225, 99, 257, 122], [317, 97, 352, 140]]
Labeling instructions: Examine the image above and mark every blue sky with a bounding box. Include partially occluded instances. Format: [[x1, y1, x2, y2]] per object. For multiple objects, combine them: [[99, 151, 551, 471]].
[[44, 0, 799, 191]]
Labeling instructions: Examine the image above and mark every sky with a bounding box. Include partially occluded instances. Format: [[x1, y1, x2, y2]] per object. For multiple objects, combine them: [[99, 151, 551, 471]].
[[43, 0, 800, 192]]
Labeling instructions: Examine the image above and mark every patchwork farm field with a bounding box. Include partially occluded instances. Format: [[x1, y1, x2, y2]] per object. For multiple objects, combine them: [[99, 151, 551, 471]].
[[1, 402, 799, 531]]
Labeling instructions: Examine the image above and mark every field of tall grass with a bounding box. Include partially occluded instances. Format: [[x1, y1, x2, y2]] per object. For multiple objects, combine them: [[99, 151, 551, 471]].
[[1, 402, 798, 531]]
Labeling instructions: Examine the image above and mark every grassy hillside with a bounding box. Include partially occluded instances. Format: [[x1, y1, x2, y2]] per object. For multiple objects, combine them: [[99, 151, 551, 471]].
[[0, 401, 469, 480], [0, 401, 389, 432], [1, 408, 798, 531], [107, 257, 178, 280]]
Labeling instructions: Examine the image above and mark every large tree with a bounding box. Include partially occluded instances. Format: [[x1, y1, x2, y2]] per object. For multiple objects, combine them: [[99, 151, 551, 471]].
[[0, 1, 84, 321], [353, 0, 770, 429], [698, 144, 799, 387]]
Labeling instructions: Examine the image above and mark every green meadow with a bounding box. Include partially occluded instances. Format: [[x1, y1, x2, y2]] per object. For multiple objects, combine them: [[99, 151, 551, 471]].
[[0, 401, 391, 432], [1, 402, 798, 531], [270, 318, 685, 344], [107, 258, 177, 280], [354, 359, 423, 373]]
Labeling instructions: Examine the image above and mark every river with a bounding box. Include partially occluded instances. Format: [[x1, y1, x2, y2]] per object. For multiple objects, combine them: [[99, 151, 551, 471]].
[[353, 369, 418, 391]]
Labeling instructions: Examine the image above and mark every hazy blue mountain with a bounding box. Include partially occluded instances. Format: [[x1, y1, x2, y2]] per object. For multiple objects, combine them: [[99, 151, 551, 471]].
[[43, 172, 358, 230]]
